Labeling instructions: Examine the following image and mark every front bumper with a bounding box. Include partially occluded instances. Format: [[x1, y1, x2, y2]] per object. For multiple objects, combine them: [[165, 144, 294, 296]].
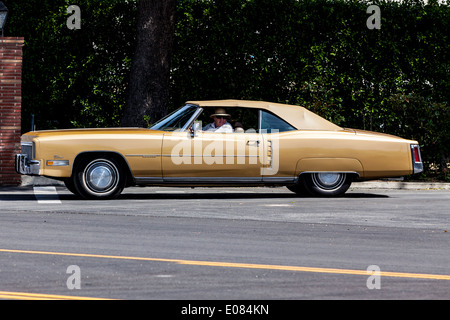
[[15, 154, 41, 175]]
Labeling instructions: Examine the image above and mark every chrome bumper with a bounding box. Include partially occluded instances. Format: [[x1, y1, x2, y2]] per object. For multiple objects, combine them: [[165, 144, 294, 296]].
[[15, 154, 41, 175]]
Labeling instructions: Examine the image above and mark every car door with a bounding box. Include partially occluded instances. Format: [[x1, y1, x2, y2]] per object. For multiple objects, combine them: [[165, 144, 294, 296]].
[[259, 110, 297, 184], [161, 130, 264, 183]]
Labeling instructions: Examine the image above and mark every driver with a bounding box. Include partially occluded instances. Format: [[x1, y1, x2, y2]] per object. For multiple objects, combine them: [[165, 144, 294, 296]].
[[202, 108, 233, 133]]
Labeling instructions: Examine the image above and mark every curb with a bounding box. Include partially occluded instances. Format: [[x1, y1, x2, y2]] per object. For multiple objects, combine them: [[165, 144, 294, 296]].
[[351, 180, 450, 190], [21, 176, 64, 187]]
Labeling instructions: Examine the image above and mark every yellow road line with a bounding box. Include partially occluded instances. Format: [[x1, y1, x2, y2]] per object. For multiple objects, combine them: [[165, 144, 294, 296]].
[[0, 294, 59, 300], [177, 260, 450, 280], [1, 248, 450, 281], [0, 291, 109, 300]]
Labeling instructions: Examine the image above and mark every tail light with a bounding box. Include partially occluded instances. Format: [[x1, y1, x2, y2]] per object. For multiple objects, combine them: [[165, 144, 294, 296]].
[[410, 144, 423, 174]]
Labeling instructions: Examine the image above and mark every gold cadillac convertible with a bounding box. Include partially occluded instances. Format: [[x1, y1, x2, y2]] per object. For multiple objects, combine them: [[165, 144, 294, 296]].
[[16, 100, 423, 199]]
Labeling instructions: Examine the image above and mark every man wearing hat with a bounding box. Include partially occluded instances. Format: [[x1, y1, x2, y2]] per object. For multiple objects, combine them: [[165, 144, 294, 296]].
[[202, 108, 233, 133]]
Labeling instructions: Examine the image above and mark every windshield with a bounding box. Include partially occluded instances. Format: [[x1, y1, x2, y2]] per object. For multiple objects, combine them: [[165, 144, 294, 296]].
[[150, 105, 199, 131]]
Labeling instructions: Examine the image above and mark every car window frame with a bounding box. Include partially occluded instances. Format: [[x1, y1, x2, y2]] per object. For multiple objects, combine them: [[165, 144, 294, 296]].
[[258, 109, 297, 133], [150, 104, 203, 132]]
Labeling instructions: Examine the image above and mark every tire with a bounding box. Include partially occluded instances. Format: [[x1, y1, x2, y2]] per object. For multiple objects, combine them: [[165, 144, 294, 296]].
[[73, 157, 125, 199], [302, 172, 351, 197], [64, 178, 79, 196], [286, 183, 308, 196]]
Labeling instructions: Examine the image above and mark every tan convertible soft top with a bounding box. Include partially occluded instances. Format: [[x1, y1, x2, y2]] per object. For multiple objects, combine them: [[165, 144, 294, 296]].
[[186, 100, 342, 131]]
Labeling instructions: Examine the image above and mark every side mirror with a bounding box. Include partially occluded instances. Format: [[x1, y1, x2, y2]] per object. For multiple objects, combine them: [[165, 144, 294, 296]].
[[190, 121, 201, 137]]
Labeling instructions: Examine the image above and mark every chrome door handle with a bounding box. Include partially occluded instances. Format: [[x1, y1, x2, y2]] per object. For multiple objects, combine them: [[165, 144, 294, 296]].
[[247, 140, 260, 147]]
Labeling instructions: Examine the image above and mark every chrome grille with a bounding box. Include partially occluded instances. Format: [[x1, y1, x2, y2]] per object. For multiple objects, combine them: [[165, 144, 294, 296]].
[[21, 142, 34, 159]]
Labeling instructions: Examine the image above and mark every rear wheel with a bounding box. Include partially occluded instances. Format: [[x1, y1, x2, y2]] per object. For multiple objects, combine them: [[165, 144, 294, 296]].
[[72, 157, 125, 199], [286, 183, 308, 196], [301, 172, 351, 197]]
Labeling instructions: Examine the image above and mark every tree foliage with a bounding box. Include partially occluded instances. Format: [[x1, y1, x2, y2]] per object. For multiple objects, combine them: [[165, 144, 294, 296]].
[[8, 0, 137, 129], [6, 0, 449, 179]]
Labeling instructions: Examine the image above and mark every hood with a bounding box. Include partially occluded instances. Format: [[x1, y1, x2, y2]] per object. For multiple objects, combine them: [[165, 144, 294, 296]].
[[21, 127, 158, 142]]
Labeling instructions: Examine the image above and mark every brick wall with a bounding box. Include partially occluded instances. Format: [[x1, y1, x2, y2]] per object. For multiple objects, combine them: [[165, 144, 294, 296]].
[[0, 37, 24, 186]]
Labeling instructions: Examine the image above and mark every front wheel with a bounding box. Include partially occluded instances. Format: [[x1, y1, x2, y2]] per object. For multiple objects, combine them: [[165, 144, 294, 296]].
[[64, 178, 79, 196], [301, 172, 352, 197], [72, 157, 125, 199]]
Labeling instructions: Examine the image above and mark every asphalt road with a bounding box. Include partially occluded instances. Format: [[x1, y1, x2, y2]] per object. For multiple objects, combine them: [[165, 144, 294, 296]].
[[0, 185, 449, 304]]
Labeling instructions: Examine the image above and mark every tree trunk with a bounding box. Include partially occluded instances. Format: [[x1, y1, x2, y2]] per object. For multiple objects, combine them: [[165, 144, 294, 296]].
[[121, 0, 176, 127]]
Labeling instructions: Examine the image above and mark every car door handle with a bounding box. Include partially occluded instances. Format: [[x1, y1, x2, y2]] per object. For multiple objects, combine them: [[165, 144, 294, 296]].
[[247, 140, 260, 147]]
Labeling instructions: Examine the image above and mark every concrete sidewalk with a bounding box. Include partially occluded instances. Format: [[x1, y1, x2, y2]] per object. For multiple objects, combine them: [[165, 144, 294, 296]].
[[352, 180, 450, 190], [19, 176, 450, 190]]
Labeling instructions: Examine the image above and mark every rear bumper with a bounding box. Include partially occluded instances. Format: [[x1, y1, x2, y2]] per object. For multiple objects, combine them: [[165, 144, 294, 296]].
[[15, 154, 41, 175]]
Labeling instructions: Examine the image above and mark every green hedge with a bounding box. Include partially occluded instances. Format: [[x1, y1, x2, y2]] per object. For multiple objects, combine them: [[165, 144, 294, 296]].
[[8, 0, 449, 179]]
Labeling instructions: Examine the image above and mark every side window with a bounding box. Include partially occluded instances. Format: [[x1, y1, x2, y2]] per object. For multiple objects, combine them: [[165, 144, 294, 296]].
[[260, 110, 296, 133], [196, 107, 259, 133]]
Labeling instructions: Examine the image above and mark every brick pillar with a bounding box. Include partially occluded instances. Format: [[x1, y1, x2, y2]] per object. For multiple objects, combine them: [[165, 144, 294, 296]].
[[0, 37, 24, 186]]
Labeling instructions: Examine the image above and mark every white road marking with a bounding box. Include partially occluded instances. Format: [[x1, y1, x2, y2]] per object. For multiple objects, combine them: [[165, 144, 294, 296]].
[[264, 204, 292, 207], [33, 186, 62, 204], [155, 191, 186, 193]]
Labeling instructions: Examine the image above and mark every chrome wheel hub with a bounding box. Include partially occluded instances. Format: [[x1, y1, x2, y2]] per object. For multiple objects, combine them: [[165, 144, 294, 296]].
[[84, 160, 118, 193], [312, 172, 345, 191]]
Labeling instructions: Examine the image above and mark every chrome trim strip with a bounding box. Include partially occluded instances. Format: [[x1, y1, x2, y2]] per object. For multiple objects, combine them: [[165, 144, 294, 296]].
[[164, 177, 262, 183], [258, 109, 262, 132], [135, 176, 263, 185], [125, 154, 159, 158], [160, 154, 259, 158], [135, 177, 164, 184], [182, 106, 204, 132], [262, 176, 296, 183], [268, 139, 273, 169], [134, 176, 296, 185]]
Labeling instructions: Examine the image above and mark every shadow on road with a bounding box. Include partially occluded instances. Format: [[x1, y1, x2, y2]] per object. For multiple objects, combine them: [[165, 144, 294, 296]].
[[117, 192, 389, 200], [0, 187, 389, 201]]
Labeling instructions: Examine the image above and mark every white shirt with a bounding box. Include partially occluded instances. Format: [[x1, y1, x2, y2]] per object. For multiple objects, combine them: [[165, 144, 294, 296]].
[[202, 122, 233, 133]]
